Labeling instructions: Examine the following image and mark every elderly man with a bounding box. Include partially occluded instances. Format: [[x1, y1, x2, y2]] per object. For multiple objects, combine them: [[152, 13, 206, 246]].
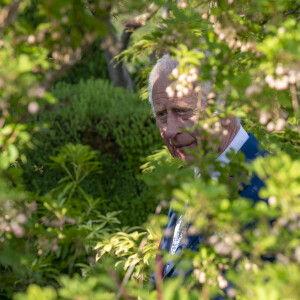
[[148, 54, 267, 282]]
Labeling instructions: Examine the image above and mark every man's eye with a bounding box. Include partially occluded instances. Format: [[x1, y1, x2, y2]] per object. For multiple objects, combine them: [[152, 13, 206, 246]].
[[174, 108, 187, 113], [157, 111, 167, 118], [174, 109, 193, 116]]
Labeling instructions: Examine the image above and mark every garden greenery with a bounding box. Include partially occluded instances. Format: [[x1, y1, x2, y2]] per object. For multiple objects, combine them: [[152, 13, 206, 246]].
[[1, 0, 300, 299], [23, 78, 162, 226]]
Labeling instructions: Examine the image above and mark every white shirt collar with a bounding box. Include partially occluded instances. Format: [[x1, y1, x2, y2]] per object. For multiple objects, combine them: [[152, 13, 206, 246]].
[[194, 125, 249, 179], [173, 126, 249, 254], [216, 124, 249, 164]]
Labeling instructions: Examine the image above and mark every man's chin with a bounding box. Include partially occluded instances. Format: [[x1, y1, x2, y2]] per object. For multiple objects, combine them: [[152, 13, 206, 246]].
[[174, 142, 197, 161], [178, 153, 196, 161]]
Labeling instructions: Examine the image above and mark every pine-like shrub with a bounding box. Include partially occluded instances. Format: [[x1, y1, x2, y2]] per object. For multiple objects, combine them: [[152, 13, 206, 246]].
[[23, 79, 162, 226]]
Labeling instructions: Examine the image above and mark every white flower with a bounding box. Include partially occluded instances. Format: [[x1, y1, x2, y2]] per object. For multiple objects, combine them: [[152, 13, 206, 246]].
[[268, 196, 277, 205], [28, 102, 40, 114], [172, 68, 179, 78], [276, 65, 285, 76], [217, 275, 228, 289]]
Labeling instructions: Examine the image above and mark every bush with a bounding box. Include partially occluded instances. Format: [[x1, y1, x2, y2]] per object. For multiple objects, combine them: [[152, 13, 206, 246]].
[[22, 79, 162, 226], [0, 144, 128, 298]]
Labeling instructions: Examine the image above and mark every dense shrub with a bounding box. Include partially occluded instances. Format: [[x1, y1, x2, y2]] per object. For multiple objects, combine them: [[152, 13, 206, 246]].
[[22, 79, 163, 226], [0, 144, 133, 298]]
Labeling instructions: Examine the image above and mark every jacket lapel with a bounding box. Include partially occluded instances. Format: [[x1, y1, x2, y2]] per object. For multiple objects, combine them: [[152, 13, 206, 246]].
[[239, 133, 267, 203], [160, 208, 178, 279], [160, 208, 178, 251], [240, 133, 267, 162]]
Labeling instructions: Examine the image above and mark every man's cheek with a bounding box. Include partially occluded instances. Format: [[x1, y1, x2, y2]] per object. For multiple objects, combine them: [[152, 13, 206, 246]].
[[159, 129, 165, 140], [166, 143, 176, 158], [161, 132, 168, 146]]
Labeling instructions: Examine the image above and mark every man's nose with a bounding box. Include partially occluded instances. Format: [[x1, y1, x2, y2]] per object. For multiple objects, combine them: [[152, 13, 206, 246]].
[[165, 113, 180, 139]]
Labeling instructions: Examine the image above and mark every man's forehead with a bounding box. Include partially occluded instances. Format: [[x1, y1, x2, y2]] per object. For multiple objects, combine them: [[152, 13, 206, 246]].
[[152, 71, 172, 94], [152, 72, 200, 108], [153, 93, 197, 108]]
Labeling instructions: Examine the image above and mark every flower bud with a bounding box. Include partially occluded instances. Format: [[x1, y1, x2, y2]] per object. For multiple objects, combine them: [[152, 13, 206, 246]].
[[276, 65, 285, 76], [217, 275, 228, 289], [172, 68, 179, 78], [275, 118, 286, 131], [27, 35, 36, 44], [266, 122, 275, 132]]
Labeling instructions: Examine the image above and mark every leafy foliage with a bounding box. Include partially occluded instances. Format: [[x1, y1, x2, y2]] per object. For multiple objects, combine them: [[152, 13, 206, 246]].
[[1, 0, 300, 299], [57, 38, 109, 85], [22, 78, 162, 226], [0, 144, 121, 297]]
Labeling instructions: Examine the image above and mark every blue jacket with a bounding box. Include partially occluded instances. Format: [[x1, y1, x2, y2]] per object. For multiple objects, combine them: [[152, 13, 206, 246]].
[[151, 133, 267, 282]]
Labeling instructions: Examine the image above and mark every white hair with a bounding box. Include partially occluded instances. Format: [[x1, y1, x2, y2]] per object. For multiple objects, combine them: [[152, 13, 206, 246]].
[[148, 54, 240, 125], [148, 54, 211, 113], [148, 54, 178, 112]]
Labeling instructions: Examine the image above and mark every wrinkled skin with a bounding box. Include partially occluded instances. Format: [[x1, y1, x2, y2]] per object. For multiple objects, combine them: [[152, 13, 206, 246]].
[[152, 71, 239, 161]]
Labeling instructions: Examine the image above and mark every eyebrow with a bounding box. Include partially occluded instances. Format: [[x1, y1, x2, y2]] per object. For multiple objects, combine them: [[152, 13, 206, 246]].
[[153, 93, 192, 102], [155, 107, 195, 115], [160, 104, 195, 109], [154, 108, 166, 114]]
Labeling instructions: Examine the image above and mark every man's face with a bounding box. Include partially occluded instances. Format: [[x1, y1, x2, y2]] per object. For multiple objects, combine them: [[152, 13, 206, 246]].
[[152, 72, 202, 160]]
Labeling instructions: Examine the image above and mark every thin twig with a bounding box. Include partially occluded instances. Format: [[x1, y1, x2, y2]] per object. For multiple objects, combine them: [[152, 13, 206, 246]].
[[120, 3, 159, 51], [0, 0, 23, 33], [68, 244, 80, 275], [283, 4, 300, 16], [115, 237, 148, 300], [290, 84, 299, 112], [155, 247, 163, 300], [12, 161, 44, 175], [115, 200, 168, 300], [107, 269, 134, 300]]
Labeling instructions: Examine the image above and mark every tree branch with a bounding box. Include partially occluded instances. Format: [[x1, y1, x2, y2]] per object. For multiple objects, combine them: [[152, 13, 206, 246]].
[[290, 84, 299, 112], [102, 21, 133, 90], [108, 268, 134, 300], [120, 3, 159, 51], [115, 236, 148, 300], [102, 3, 159, 90], [0, 0, 23, 33], [115, 200, 167, 300], [283, 4, 300, 16]]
